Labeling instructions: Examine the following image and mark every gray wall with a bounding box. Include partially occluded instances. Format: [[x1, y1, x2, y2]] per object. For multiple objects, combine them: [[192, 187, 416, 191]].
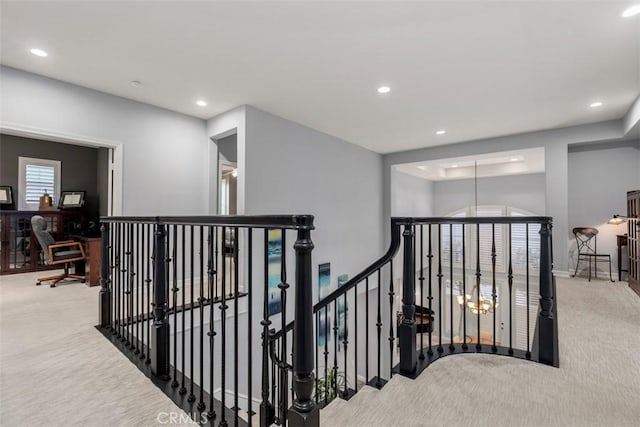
[[244, 106, 385, 280], [0, 66, 209, 215], [431, 173, 546, 216], [390, 168, 433, 217], [568, 140, 640, 275], [217, 133, 237, 163], [383, 120, 624, 274], [0, 133, 100, 218]]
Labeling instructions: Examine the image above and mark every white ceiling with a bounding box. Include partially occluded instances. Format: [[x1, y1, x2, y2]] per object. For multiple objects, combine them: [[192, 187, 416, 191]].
[[1, 1, 639, 154], [395, 147, 545, 181]]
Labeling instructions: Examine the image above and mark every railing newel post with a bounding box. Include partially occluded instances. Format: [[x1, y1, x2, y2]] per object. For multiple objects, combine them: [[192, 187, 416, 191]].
[[151, 219, 171, 380], [99, 222, 111, 327], [399, 223, 417, 374], [538, 220, 558, 367], [288, 217, 319, 427]]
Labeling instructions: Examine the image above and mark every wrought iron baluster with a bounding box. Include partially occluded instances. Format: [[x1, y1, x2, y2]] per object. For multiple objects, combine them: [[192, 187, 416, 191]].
[[427, 225, 433, 356], [388, 258, 394, 377], [171, 225, 179, 388], [146, 224, 152, 365], [462, 224, 467, 350], [492, 224, 497, 353], [247, 228, 253, 426], [315, 313, 319, 405], [198, 226, 206, 411], [207, 225, 217, 422], [180, 225, 187, 394], [475, 223, 481, 351], [342, 289, 349, 397], [279, 229, 288, 427], [508, 223, 514, 355], [449, 223, 454, 351], [219, 226, 228, 425], [419, 225, 424, 359], [188, 225, 196, 403], [526, 223, 531, 359], [437, 225, 443, 353], [233, 227, 239, 425], [375, 268, 382, 387], [332, 300, 338, 403], [365, 276, 369, 381], [353, 285, 358, 393], [135, 224, 141, 355], [260, 229, 272, 427], [324, 308, 329, 404]]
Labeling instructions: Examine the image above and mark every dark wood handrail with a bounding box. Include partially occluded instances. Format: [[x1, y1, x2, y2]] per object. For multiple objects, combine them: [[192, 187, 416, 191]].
[[100, 214, 315, 230]]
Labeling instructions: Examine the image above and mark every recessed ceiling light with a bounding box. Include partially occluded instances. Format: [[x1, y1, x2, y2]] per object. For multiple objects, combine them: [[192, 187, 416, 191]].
[[377, 86, 391, 94], [590, 101, 603, 108], [30, 48, 48, 57], [196, 100, 207, 107], [510, 158, 519, 162], [451, 164, 459, 168], [436, 130, 446, 135], [417, 166, 426, 170], [130, 80, 142, 87], [622, 4, 640, 17]]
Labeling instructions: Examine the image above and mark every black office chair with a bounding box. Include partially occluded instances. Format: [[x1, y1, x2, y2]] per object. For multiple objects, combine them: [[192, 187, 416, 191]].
[[572, 227, 614, 282], [31, 215, 86, 287]]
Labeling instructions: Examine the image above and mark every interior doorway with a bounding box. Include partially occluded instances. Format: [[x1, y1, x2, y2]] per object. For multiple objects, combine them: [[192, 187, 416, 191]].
[[216, 133, 238, 215]]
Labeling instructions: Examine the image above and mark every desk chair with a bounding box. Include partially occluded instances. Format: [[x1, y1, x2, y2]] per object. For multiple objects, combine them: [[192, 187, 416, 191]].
[[572, 227, 614, 282], [31, 215, 86, 287]]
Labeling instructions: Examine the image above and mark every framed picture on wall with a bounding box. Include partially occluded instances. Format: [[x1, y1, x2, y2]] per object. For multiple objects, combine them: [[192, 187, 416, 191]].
[[0, 186, 14, 206], [58, 191, 86, 209]]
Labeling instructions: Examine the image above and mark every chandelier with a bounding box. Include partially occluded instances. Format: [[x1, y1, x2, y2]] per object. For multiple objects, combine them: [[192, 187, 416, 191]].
[[456, 287, 498, 315]]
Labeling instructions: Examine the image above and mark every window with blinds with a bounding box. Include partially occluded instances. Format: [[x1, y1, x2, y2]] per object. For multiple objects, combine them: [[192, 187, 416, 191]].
[[442, 205, 540, 274], [18, 157, 61, 210]]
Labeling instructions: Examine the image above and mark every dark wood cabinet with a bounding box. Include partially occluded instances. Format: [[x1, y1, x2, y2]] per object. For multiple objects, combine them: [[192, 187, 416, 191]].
[[0, 210, 85, 275], [628, 190, 640, 296]]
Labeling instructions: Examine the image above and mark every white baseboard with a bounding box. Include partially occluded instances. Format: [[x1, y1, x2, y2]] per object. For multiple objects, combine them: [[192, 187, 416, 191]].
[[552, 270, 570, 278]]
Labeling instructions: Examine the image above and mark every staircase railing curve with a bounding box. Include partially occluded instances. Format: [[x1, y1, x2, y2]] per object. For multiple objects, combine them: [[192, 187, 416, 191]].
[[268, 216, 559, 421]]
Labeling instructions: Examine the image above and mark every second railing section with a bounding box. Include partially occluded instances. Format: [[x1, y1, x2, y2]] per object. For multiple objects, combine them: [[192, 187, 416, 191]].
[[269, 216, 558, 416]]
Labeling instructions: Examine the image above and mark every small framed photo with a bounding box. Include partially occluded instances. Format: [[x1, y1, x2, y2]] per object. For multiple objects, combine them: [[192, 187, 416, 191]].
[[0, 186, 13, 205], [58, 191, 85, 209]]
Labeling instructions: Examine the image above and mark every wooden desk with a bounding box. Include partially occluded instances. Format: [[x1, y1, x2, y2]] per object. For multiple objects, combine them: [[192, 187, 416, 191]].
[[617, 234, 628, 282], [73, 236, 101, 287]]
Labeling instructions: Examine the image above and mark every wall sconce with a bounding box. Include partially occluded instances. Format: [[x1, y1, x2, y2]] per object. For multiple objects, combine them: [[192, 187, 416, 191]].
[[608, 214, 627, 225]]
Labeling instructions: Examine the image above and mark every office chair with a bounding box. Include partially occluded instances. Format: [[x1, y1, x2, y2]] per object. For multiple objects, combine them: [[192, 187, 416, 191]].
[[31, 215, 86, 287], [572, 227, 614, 282]]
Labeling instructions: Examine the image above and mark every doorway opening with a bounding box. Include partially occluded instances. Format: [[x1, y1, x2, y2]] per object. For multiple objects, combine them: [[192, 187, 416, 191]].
[[216, 133, 238, 215]]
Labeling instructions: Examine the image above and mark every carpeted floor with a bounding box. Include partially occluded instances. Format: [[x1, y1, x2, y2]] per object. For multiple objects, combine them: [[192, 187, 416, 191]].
[[1, 272, 639, 426], [0, 271, 196, 426], [321, 276, 640, 426]]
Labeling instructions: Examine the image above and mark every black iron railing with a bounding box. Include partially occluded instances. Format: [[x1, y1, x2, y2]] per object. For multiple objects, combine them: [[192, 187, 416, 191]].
[[97, 215, 318, 427], [98, 215, 558, 427], [269, 216, 558, 416]]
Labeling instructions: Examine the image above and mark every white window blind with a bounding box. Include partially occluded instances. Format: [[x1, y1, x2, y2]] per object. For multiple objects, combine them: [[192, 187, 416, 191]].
[[476, 206, 505, 272], [510, 210, 541, 273], [441, 211, 466, 265], [18, 157, 60, 210], [25, 164, 55, 203]]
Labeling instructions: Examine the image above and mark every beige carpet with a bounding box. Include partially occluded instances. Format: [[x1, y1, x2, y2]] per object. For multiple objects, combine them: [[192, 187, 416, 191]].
[[0, 271, 196, 426], [322, 276, 640, 427], [2, 272, 639, 426]]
